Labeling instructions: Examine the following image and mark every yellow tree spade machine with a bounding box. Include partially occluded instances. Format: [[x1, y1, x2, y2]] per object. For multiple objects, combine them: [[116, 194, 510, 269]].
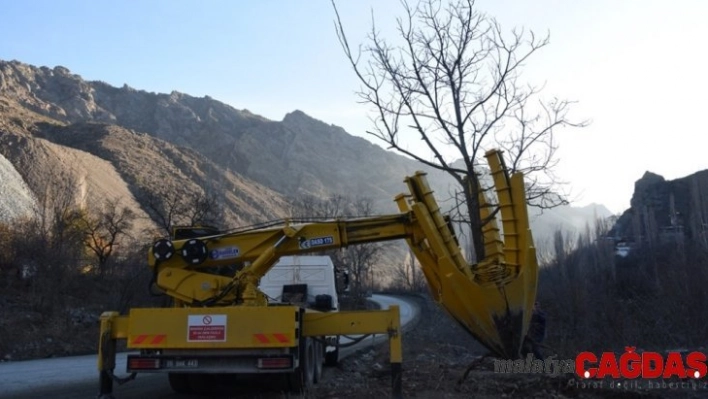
[[96, 149, 539, 398]]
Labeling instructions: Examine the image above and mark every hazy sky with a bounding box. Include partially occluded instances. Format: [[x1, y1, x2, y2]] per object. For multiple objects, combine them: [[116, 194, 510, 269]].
[[2, 0, 707, 214]]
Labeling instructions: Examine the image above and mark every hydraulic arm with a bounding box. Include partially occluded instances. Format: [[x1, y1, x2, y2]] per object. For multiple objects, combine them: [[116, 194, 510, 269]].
[[148, 149, 538, 358]]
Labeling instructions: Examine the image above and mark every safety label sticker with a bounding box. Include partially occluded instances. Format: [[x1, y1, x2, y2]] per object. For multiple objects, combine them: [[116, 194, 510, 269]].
[[187, 314, 227, 342], [210, 246, 240, 260], [299, 236, 334, 249]]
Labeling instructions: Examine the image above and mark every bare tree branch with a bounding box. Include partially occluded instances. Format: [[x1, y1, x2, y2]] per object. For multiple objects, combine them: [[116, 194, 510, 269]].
[[80, 198, 136, 275], [332, 0, 587, 260]]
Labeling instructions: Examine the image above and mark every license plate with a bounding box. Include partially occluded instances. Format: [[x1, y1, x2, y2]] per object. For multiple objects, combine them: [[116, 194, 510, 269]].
[[165, 359, 198, 368]]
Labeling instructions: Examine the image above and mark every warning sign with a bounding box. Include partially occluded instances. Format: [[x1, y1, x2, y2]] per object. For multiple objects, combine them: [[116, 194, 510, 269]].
[[187, 314, 227, 342]]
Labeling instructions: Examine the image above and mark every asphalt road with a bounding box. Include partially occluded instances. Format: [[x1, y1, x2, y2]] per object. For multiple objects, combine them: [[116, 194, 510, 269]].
[[0, 295, 417, 399]]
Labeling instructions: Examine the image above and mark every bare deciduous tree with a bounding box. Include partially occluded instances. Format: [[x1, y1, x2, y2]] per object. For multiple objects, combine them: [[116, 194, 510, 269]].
[[33, 170, 83, 261], [333, 0, 586, 260], [144, 181, 224, 236], [392, 248, 426, 292], [288, 193, 347, 221], [287, 195, 383, 299], [79, 198, 136, 275], [13, 170, 85, 310], [340, 197, 383, 297]]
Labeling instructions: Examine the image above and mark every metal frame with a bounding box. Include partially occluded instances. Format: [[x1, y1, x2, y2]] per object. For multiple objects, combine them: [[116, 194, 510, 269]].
[[98, 306, 403, 398], [97, 149, 539, 399]]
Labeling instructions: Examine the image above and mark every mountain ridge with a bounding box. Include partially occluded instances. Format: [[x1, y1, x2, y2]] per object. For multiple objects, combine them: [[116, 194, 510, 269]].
[[1, 59, 463, 211], [0, 59, 613, 248]]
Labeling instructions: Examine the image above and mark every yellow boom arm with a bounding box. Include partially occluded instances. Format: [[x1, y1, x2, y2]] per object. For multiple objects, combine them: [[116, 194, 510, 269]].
[[148, 150, 538, 358]]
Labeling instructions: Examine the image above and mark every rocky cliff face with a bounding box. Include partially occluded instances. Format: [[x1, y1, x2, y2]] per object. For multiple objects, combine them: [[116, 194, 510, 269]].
[[611, 169, 708, 242]]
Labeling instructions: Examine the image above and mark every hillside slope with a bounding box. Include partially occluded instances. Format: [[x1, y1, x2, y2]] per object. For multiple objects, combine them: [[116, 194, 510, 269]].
[[0, 59, 613, 246], [0, 60, 456, 212], [0, 96, 289, 233], [0, 130, 154, 235], [0, 152, 36, 222]]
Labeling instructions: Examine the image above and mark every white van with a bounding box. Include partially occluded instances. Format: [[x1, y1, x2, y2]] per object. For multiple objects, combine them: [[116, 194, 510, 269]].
[[259, 256, 339, 311], [259, 256, 342, 365]]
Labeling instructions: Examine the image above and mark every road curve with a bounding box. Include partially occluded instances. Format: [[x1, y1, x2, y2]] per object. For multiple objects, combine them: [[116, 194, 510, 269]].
[[0, 295, 419, 399]]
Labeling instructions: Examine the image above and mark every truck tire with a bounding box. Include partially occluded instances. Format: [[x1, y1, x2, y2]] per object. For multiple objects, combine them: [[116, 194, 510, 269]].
[[289, 337, 315, 392], [188, 373, 214, 395], [168, 373, 192, 394], [314, 339, 324, 383], [325, 336, 339, 366]]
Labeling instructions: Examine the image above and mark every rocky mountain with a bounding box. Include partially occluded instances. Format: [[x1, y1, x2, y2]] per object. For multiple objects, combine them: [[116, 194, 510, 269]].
[[0, 89, 289, 233], [0, 59, 612, 249], [611, 170, 708, 243], [0, 60, 445, 213]]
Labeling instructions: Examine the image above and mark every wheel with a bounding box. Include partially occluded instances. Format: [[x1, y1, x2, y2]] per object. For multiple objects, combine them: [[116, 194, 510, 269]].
[[289, 338, 315, 392], [188, 373, 214, 395], [168, 373, 192, 394], [325, 336, 339, 366], [313, 339, 324, 383]]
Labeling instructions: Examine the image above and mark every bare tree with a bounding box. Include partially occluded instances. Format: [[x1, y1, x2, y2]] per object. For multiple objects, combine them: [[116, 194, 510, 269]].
[[333, 0, 586, 260], [288, 193, 347, 221], [392, 248, 426, 292], [341, 197, 383, 297], [79, 198, 136, 275], [689, 176, 708, 249], [17, 170, 85, 310], [287, 195, 384, 299], [144, 186, 182, 235], [144, 181, 224, 236], [28, 170, 85, 273], [287, 194, 352, 277], [33, 171, 83, 259], [0, 221, 17, 287], [184, 185, 224, 227]]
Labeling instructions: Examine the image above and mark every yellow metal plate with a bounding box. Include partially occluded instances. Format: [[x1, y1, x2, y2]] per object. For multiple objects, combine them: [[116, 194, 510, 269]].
[[126, 306, 299, 349]]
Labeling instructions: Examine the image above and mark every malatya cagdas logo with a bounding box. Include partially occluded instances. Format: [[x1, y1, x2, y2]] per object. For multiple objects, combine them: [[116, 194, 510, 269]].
[[576, 347, 707, 380]]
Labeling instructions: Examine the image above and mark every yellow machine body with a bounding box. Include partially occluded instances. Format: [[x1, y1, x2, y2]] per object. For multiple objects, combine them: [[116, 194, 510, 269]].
[[97, 149, 538, 398]]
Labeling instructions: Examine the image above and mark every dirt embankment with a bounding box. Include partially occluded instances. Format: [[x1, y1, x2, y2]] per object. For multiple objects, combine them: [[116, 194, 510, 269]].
[[310, 295, 707, 399], [0, 152, 36, 222]]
